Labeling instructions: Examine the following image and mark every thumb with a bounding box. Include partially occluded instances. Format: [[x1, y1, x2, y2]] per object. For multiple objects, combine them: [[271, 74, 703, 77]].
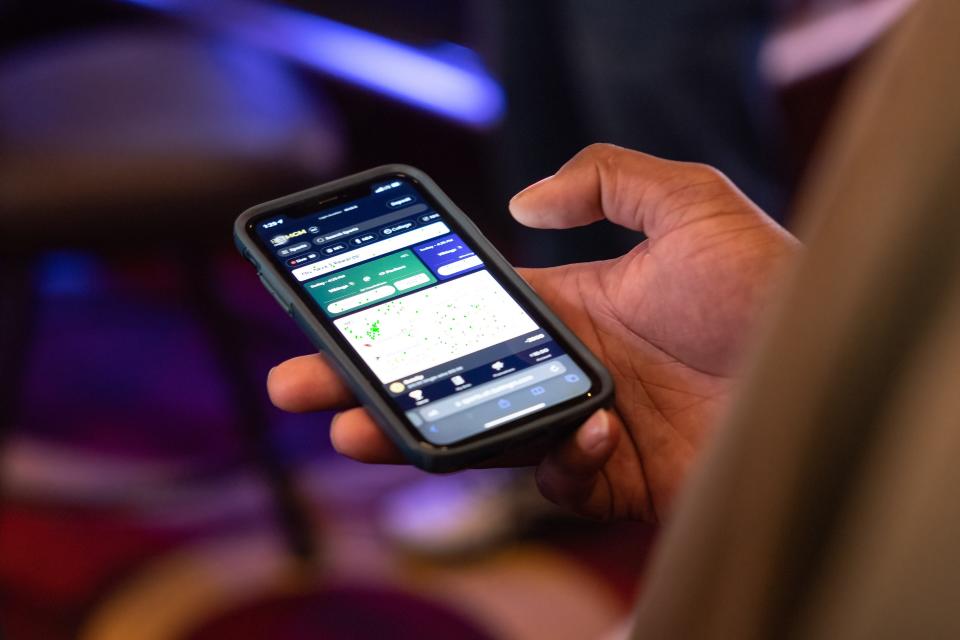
[[509, 143, 754, 239], [536, 409, 620, 519]]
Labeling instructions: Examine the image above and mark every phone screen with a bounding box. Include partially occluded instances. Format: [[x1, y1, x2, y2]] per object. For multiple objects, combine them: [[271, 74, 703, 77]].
[[251, 176, 595, 445]]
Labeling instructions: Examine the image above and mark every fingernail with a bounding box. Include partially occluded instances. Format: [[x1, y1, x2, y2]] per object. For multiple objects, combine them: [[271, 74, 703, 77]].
[[329, 413, 343, 453], [579, 410, 610, 454], [510, 174, 554, 203]]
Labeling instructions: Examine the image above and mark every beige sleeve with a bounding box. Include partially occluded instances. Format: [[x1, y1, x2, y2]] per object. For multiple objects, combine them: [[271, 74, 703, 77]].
[[630, 0, 960, 637]]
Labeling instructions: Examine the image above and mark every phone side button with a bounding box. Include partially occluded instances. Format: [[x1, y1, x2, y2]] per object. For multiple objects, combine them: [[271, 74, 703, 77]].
[[241, 250, 260, 270], [258, 274, 293, 316]]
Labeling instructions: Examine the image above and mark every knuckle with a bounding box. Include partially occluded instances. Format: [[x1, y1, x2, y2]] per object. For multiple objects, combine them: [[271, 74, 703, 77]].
[[578, 143, 628, 198], [686, 162, 731, 188], [579, 142, 622, 164], [596, 149, 622, 178]]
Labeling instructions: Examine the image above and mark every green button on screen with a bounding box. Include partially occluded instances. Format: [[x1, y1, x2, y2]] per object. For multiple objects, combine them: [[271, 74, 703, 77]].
[[306, 249, 437, 317]]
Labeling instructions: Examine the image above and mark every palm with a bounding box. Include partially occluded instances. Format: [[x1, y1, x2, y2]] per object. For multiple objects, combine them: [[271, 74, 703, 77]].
[[521, 207, 794, 521]]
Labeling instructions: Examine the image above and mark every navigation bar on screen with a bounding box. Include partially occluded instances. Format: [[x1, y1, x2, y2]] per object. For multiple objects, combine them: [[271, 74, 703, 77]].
[[292, 221, 450, 282]]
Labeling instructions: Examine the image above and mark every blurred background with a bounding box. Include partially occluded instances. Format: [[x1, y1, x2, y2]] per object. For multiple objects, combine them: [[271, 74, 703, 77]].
[[0, 0, 913, 638]]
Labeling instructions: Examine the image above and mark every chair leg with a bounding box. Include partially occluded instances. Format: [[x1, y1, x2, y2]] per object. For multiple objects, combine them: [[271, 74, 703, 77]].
[[180, 253, 317, 567], [0, 256, 37, 455]]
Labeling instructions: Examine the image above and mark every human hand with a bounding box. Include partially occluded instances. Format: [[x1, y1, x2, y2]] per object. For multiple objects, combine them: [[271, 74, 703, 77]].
[[267, 144, 800, 522]]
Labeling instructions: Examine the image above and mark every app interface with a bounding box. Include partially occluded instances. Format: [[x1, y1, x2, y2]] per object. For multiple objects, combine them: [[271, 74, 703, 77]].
[[255, 178, 592, 445]]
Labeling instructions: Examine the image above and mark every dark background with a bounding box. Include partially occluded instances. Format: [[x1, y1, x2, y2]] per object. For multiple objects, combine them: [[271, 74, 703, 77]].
[[0, 1, 906, 638]]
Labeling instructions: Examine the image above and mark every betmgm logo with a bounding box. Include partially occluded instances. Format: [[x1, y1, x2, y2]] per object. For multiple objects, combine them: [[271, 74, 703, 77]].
[[269, 228, 308, 247]]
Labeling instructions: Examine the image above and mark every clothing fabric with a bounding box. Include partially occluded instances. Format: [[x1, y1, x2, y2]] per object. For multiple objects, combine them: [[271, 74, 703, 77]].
[[631, 0, 960, 636]]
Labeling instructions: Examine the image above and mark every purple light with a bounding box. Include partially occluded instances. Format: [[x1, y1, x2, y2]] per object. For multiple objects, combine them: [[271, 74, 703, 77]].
[[119, 0, 505, 128]]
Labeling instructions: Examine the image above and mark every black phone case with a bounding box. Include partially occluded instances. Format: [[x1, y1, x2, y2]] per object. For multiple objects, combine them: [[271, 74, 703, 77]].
[[234, 165, 614, 472]]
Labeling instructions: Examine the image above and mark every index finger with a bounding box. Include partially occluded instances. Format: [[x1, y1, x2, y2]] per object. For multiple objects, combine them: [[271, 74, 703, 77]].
[[508, 143, 755, 238]]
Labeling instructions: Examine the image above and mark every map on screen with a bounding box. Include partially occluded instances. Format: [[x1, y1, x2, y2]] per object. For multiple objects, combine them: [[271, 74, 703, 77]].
[[333, 269, 539, 383]]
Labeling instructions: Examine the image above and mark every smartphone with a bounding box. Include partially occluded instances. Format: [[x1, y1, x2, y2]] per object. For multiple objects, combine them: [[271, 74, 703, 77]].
[[234, 165, 614, 472]]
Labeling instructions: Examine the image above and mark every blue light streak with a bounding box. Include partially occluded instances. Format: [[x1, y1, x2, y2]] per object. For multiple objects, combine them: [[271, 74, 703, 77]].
[[119, 0, 504, 128]]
